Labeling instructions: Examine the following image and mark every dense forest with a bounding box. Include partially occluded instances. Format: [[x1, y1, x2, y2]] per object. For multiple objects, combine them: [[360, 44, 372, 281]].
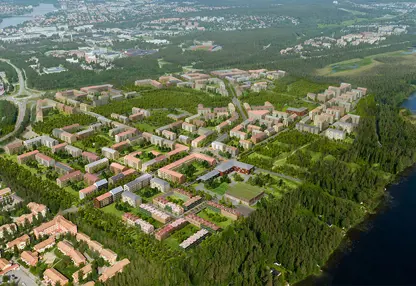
[[0, 101, 18, 136]]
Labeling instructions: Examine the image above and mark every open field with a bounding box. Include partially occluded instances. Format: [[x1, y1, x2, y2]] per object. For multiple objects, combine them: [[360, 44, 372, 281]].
[[316, 50, 416, 77]]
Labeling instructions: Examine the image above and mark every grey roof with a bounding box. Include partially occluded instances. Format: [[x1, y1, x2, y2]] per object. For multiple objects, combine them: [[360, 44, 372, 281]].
[[138, 173, 152, 182], [86, 158, 109, 168], [215, 159, 254, 173], [122, 190, 141, 200], [94, 179, 108, 188], [109, 173, 125, 182], [197, 170, 220, 182], [110, 186, 124, 196], [150, 177, 170, 186], [55, 162, 74, 172]]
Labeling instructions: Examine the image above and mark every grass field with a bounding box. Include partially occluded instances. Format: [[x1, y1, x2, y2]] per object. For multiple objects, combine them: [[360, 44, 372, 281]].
[[226, 183, 264, 201], [315, 50, 416, 77], [101, 203, 125, 218], [164, 224, 199, 250], [212, 182, 228, 195], [197, 208, 233, 228]]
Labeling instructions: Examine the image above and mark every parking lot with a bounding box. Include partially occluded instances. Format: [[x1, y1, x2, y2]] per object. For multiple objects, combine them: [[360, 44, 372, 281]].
[[7, 268, 37, 286]]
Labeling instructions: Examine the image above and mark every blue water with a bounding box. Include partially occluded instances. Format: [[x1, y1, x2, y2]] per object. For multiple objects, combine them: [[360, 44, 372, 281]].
[[0, 3, 56, 29], [300, 92, 416, 285]]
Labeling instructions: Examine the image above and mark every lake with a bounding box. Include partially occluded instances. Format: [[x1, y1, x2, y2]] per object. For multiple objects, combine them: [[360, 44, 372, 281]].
[[299, 91, 416, 285], [0, 3, 56, 29]]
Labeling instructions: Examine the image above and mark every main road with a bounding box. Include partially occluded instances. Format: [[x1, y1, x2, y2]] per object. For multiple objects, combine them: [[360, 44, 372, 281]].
[[0, 58, 41, 143]]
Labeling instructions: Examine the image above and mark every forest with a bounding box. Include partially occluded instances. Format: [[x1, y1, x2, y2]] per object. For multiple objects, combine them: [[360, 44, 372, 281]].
[[0, 101, 17, 136]]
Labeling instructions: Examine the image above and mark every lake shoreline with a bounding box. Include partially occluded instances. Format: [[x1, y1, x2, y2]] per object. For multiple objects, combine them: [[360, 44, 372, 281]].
[[297, 91, 416, 285]]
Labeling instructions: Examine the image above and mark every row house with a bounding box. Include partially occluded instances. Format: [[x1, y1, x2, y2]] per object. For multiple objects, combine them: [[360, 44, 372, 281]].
[[139, 204, 172, 224], [122, 213, 154, 234], [155, 218, 188, 241], [179, 229, 209, 250], [153, 196, 184, 216], [183, 195, 203, 211]]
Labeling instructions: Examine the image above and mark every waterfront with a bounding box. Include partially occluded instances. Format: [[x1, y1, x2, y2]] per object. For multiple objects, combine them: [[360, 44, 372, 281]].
[[0, 3, 56, 29], [301, 91, 416, 285]]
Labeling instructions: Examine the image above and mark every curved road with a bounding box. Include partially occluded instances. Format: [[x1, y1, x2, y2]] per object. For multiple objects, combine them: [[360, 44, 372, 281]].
[[0, 59, 37, 143]]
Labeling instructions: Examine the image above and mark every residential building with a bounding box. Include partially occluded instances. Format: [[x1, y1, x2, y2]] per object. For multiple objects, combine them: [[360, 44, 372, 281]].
[[82, 151, 100, 163], [20, 251, 39, 266], [179, 229, 209, 250], [85, 158, 109, 173], [123, 173, 152, 192], [35, 153, 55, 167], [185, 213, 220, 232], [57, 170, 83, 188], [57, 241, 86, 266], [73, 264, 92, 284], [139, 204, 172, 224], [98, 259, 130, 283], [6, 234, 30, 249], [34, 237, 56, 253], [17, 150, 39, 164], [121, 191, 142, 207], [94, 192, 113, 208], [33, 215, 77, 239], [110, 162, 127, 174], [150, 177, 171, 193], [4, 140, 23, 155], [79, 185, 98, 200], [43, 268, 69, 286], [102, 147, 119, 160]]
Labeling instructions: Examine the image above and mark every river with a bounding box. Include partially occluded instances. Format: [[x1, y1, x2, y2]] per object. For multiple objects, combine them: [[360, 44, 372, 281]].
[[300, 91, 416, 285], [0, 3, 56, 29]]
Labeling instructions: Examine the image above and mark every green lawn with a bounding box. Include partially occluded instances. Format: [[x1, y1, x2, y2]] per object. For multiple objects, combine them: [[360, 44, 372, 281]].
[[226, 183, 264, 201], [164, 224, 199, 250], [101, 203, 125, 218], [197, 208, 233, 228], [212, 182, 228, 195], [169, 193, 189, 203]]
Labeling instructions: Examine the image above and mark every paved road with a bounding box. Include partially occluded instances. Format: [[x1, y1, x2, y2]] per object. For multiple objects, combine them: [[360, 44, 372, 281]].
[[255, 168, 302, 183], [0, 59, 45, 143]]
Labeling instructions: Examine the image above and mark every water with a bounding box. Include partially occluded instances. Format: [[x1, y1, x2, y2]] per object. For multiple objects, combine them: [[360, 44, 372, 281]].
[[300, 91, 416, 285], [0, 3, 56, 29]]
